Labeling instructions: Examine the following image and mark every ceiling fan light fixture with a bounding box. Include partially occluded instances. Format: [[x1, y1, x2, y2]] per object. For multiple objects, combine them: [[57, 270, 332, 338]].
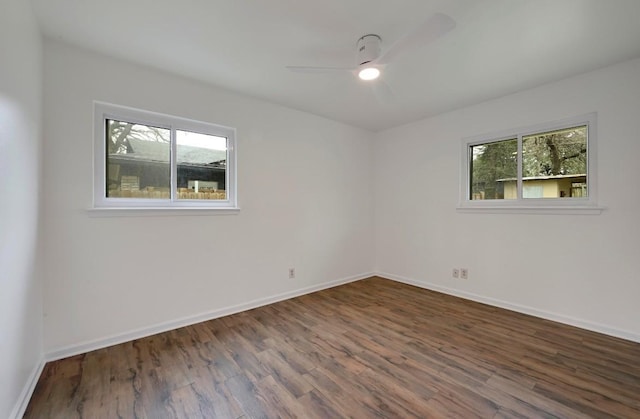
[[358, 66, 380, 81]]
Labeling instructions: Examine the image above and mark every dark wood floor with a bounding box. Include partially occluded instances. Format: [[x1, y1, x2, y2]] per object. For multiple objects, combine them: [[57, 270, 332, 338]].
[[25, 277, 640, 418]]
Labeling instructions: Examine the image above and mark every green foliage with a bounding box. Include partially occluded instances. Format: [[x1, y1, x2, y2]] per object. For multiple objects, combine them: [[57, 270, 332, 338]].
[[470, 125, 587, 199], [523, 126, 587, 177], [470, 139, 517, 199]]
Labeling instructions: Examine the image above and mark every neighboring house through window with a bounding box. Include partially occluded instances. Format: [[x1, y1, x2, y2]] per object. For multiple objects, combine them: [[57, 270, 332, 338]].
[[93, 102, 238, 211], [459, 113, 600, 214]]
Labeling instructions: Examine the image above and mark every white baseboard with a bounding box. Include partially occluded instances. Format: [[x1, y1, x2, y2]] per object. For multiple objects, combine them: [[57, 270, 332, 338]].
[[377, 271, 640, 344], [45, 272, 373, 362], [10, 357, 45, 419]]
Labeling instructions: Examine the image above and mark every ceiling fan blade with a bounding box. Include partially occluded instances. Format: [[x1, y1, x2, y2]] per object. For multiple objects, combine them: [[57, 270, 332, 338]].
[[286, 65, 355, 74], [376, 13, 456, 65]]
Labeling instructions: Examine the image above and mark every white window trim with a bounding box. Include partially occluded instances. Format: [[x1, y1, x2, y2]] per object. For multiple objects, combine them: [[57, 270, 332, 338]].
[[92, 102, 239, 215], [458, 113, 604, 215]]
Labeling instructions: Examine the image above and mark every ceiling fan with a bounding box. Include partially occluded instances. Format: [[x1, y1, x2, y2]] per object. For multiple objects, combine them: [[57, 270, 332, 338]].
[[286, 13, 456, 86]]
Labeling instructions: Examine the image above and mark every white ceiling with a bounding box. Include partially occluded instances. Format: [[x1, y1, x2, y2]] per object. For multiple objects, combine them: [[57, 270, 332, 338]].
[[31, 0, 640, 132]]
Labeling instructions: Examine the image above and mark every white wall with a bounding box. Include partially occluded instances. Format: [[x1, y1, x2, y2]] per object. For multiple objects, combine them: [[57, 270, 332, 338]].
[[42, 40, 374, 354], [374, 58, 640, 341], [0, 0, 44, 417]]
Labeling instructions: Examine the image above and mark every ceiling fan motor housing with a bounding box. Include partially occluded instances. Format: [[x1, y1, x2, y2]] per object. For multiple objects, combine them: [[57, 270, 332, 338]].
[[357, 34, 381, 65]]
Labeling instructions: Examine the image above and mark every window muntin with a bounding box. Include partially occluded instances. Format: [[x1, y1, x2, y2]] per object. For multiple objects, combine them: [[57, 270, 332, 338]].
[[460, 113, 597, 211], [94, 103, 237, 209]]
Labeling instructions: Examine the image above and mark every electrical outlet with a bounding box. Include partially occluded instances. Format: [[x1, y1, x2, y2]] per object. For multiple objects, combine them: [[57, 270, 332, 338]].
[[460, 268, 468, 279], [452, 268, 459, 278], [288, 268, 295, 279]]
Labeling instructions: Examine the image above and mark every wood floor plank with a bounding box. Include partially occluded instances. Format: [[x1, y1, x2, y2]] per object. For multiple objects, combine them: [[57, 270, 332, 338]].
[[255, 348, 314, 398], [301, 367, 379, 418], [224, 373, 269, 419], [24, 277, 640, 418], [254, 375, 308, 419]]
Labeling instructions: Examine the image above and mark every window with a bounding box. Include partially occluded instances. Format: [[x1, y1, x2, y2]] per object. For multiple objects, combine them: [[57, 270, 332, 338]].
[[459, 113, 600, 213], [94, 102, 237, 211]]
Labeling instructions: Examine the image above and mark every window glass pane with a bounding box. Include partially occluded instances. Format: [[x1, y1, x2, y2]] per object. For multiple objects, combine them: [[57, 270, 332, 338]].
[[470, 138, 517, 200], [523, 184, 543, 198], [522, 125, 587, 198], [176, 130, 227, 200], [106, 119, 170, 199]]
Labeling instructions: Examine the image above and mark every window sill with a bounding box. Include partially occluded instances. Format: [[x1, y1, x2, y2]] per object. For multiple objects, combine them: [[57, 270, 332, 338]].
[[456, 205, 604, 215], [87, 207, 241, 217]]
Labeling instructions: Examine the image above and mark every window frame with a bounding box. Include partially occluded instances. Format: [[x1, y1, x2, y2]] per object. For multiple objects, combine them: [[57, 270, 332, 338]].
[[93, 102, 238, 213], [458, 113, 602, 214]]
